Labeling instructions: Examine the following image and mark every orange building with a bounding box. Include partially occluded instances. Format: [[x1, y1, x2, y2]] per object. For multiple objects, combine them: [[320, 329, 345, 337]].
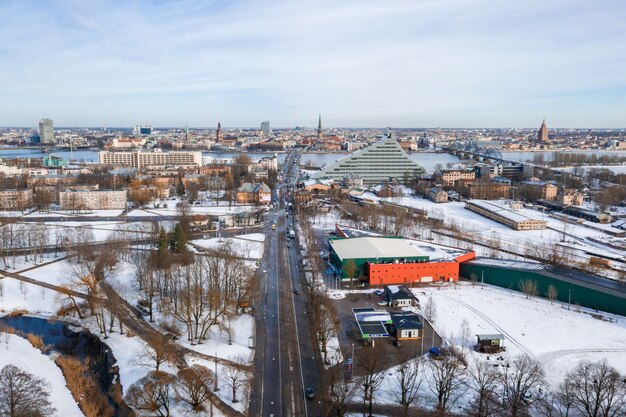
[[367, 252, 475, 286], [334, 223, 476, 286]]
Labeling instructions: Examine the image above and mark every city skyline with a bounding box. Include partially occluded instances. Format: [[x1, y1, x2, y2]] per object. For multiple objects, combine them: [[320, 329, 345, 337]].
[[1, 1, 625, 128]]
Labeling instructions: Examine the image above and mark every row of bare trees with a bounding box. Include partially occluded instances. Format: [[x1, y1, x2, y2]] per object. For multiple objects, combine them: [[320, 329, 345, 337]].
[[132, 243, 252, 345], [321, 345, 626, 417], [125, 357, 251, 416]]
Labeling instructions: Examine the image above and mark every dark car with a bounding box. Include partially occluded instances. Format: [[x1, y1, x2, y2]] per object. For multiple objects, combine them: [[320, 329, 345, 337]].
[[293, 288, 301, 294], [373, 289, 384, 296], [305, 387, 315, 400]]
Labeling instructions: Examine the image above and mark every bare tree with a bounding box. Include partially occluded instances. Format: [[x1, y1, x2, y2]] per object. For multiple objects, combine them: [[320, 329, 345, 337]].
[[125, 371, 176, 417], [425, 295, 437, 323], [0, 364, 56, 417], [547, 285, 558, 304], [321, 365, 358, 417], [357, 347, 388, 417], [135, 335, 177, 372], [499, 354, 545, 417], [175, 364, 215, 411], [223, 355, 250, 404], [519, 279, 538, 299], [426, 347, 468, 414], [467, 360, 501, 417], [560, 360, 626, 417], [393, 356, 423, 416]]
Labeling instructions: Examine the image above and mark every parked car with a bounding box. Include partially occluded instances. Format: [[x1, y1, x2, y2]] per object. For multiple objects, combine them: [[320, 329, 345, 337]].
[[373, 289, 384, 296], [305, 387, 315, 400], [377, 300, 389, 306]]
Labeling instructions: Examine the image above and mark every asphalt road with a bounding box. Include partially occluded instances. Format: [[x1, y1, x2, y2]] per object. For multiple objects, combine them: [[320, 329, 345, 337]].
[[250, 150, 323, 417]]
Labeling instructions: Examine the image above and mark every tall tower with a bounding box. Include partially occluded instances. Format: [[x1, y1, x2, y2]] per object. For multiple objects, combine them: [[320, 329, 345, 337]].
[[317, 114, 322, 141], [538, 119, 549, 143], [39, 118, 55, 144], [185, 121, 189, 142], [216, 121, 223, 142]]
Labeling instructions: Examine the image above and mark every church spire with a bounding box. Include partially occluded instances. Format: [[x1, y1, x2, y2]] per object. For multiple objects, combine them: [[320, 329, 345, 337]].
[[317, 114, 322, 140], [216, 121, 223, 142]]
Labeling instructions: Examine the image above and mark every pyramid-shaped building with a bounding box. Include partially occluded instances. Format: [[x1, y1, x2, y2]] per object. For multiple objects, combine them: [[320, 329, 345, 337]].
[[318, 138, 426, 186]]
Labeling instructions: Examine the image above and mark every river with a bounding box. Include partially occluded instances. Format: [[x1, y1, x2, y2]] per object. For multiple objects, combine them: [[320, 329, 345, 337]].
[[0, 315, 134, 417], [1, 148, 624, 173]]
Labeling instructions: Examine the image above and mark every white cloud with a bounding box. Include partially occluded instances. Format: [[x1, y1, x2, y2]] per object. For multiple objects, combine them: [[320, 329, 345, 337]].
[[0, 0, 625, 127]]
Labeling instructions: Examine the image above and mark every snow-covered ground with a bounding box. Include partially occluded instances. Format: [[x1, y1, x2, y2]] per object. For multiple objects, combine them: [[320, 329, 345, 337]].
[[125, 198, 258, 217], [191, 233, 265, 259], [0, 333, 84, 417], [0, 278, 61, 314], [555, 165, 626, 174], [363, 193, 626, 278], [177, 314, 255, 364], [409, 282, 626, 387]]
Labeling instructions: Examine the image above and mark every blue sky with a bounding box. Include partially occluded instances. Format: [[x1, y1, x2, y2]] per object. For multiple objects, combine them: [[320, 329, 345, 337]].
[[1, 0, 625, 128]]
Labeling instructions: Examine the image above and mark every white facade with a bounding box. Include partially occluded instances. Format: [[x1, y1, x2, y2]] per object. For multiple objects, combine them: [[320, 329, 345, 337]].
[[99, 150, 202, 168], [59, 190, 127, 210]]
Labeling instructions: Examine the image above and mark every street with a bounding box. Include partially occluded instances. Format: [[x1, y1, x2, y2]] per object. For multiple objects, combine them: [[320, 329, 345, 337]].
[[250, 150, 323, 417]]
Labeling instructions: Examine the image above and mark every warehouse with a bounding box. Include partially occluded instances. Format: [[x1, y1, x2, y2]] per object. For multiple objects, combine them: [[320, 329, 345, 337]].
[[465, 200, 547, 231], [330, 228, 476, 285]]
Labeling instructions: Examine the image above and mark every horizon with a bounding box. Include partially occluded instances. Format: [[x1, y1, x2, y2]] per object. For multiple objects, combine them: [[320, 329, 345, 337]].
[[1, 1, 626, 127]]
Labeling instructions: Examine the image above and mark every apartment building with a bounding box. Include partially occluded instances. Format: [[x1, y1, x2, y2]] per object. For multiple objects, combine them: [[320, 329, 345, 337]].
[[59, 190, 127, 210], [99, 150, 202, 168], [0, 189, 33, 210], [440, 169, 476, 187], [519, 180, 558, 200]]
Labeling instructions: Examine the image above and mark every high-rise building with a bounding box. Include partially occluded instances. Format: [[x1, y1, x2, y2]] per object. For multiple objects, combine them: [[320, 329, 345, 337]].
[[538, 119, 549, 143], [317, 114, 323, 140], [133, 125, 153, 135], [216, 121, 223, 142], [318, 138, 426, 185], [260, 121, 271, 136], [39, 118, 55, 144]]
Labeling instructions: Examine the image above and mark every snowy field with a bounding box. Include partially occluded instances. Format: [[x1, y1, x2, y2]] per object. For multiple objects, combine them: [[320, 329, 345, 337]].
[[369, 194, 626, 276], [191, 233, 265, 259], [555, 165, 626, 174], [409, 282, 626, 387], [125, 197, 258, 217], [0, 277, 61, 314], [0, 333, 84, 417]]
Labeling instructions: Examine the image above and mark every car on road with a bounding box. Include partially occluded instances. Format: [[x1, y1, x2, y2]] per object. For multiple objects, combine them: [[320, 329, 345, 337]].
[[305, 387, 315, 400], [373, 289, 384, 296], [293, 288, 301, 294], [377, 300, 389, 306]]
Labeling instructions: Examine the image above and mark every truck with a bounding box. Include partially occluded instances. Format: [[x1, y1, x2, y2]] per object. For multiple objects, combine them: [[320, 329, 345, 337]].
[[289, 229, 295, 239], [272, 223, 276, 231]]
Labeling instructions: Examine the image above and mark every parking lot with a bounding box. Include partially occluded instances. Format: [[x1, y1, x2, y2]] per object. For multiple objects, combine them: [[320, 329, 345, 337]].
[[331, 289, 443, 367]]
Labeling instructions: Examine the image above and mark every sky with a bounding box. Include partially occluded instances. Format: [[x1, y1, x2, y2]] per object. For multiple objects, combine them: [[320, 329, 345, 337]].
[[0, 0, 625, 128]]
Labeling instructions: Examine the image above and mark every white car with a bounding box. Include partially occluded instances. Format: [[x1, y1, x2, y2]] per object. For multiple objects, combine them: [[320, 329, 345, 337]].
[[377, 300, 389, 306]]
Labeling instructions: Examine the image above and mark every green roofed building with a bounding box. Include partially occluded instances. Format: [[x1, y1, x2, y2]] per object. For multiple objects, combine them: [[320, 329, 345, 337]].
[[318, 138, 426, 185], [329, 236, 429, 280]]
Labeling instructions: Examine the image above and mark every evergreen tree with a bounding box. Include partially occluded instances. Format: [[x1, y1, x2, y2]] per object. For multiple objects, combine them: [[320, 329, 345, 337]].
[[169, 223, 186, 253], [157, 227, 168, 252]]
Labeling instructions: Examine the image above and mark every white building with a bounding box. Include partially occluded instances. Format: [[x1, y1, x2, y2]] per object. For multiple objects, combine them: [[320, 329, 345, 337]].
[[59, 190, 127, 210], [99, 149, 202, 168]]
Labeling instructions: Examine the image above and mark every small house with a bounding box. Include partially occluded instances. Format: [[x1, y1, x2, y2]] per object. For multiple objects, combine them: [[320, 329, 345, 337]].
[[390, 312, 422, 340], [384, 285, 417, 307], [475, 334, 505, 353]]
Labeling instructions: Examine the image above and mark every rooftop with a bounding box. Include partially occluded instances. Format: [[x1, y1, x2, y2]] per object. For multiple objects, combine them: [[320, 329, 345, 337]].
[[330, 236, 425, 260]]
